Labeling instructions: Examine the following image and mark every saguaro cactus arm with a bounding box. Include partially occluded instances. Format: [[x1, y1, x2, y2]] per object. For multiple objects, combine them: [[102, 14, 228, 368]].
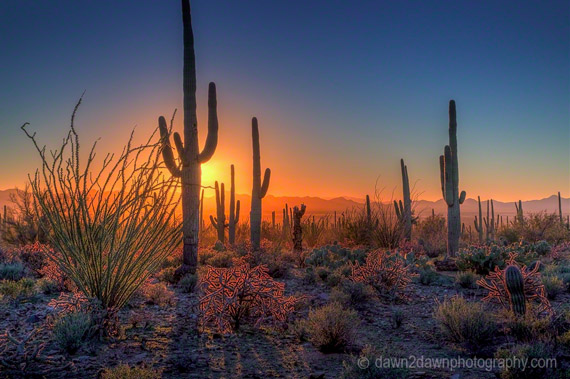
[[198, 83, 219, 163], [158, 117, 182, 177], [260, 168, 271, 198]]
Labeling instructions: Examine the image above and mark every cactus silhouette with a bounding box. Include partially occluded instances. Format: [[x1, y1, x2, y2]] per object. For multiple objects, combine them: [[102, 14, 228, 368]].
[[439, 100, 466, 257], [228, 164, 240, 245], [394, 159, 412, 240], [514, 200, 524, 225], [250, 117, 271, 250], [158, 0, 218, 276], [292, 204, 306, 252], [474, 196, 483, 243], [210, 181, 226, 243], [505, 265, 526, 316]]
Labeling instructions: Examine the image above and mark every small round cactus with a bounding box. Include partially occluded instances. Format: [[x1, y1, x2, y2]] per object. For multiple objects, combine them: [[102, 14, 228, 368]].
[[505, 265, 526, 316]]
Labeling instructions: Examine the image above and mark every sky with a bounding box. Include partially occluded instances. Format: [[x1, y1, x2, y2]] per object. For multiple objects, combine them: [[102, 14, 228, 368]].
[[0, 0, 568, 201]]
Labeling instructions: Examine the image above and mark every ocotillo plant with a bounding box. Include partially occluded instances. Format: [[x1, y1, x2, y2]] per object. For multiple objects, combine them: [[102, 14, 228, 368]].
[[394, 159, 412, 240], [439, 100, 466, 257], [292, 204, 306, 252], [250, 117, 271, 250], [158, 0, 219, 275], [474, 196, 483, 243], [228, 165, 240, 245], [210, 181, 226, 243]]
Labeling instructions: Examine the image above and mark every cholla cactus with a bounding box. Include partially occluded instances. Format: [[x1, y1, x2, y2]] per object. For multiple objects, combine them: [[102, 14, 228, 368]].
[[476, 253, 552, 316], [439, 100, 466, 256], [198, 261, 296, 332]]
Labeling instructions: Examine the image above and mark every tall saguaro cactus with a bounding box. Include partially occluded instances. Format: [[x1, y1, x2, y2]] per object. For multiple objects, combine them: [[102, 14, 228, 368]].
[[292, 204, 306, 252], [474, 196, 483, 244], [250, 117, 271, 250], [228, 164, 240, 245], [394, 159, 412, 240], [158, 0, 219, 276], [210, 181, 226, 243], [439, 100, 466, 257]]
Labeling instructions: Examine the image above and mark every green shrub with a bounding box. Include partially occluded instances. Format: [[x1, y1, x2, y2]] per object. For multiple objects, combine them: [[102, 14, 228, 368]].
[[341, 344, 409, 379], [495, 343, 556, 379], [0, 278, 36, 299], [204, 250, 238, 268], [316, 266, 330, 281], [417, 267, 440, 285], [0, 262, 25, 281], [302, 302, 359, 352], [179, 274, 197, 293], [143, 283, 175, 307], [500, 309, 553, 343], [541, 275, 565, 300], [434, 296, 497, 352], [305, 245, 366, 270], [156, 267, 177, 284], [330, 280, 373, 309], [533, 240, 551, 256], [36, 277, 59, 295], [456, 245, 509, 275], [53, 312, 93, 354], [100, 364, 161, 379], [456, 271, 478, 289]]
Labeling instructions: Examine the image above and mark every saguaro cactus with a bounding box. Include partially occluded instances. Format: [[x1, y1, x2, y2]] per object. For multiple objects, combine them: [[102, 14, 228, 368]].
[[514, 200, 524, 225], [228, 165, 240, 245], [394, 159, 412, 240], [250, 117, 271, 250], [210, 181, 226, 243], [505, 265, 526, 316], [158, 0, 219, 276], [483, 199, 495, 242], [558, 191, 563, 225], [474, 196, 483, 244], [292, 204, 306, 252], [439, 100, 466, 257], [199, 189, 205, 231]]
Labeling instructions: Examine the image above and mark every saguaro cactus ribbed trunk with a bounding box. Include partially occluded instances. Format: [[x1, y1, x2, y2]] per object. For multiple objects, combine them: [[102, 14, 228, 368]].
[[210, 181, 226, 243], [474, 196, 483, 244], [394, 159, 412, 240], [228, 164, 240, 245], [250, 117, 271, 250], [158, 0, 218, 276], [439, 100, 466, 257], [292, 204, 306, 252]]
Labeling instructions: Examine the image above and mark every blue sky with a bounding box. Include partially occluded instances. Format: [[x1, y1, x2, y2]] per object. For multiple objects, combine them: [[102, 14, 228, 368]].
[[0, 0, 568, 200]]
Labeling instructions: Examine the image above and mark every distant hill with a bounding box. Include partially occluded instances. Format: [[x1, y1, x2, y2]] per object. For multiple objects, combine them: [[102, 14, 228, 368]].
[[0, 188, 567, 224]]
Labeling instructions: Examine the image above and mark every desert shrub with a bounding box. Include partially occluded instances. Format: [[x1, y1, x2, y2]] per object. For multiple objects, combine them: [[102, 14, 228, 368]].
[[38, 254, 74, 292], [326, 271, 343, 287], [416, 266, 441, 286], [341, 344, 409, 379], [0, 262, 25, 281], [305, 244, 366, 270], [143, 283, 175, 307], [0, 278, 36, 299], [477, 254, 552, 316], [434, 296, 497, 351], [350, 250, 416, 301], [497, 225, 521, 245], [330, 280, 373, 309], [13, 242, 51, 275], [53, 311, 93, 354], [415, 214, 447, 257], [156, 267, 177, 284], [101, 364, 161, 379], [495, 343, 556, 379], [128, 310, 153, 330], [303, 267, 316, 285], [198, 262, 296, 333], [521, 212, 569, 244], [203, 249, 239, 268], [456, 244, 509, 275], [456, 271, 478, 289], [541, 275, 565, 300], [36, 277, 60, 295], [301, 302, 359, 352], [533, 240, 552, 256], [499, 308, 554, 343], [391, 308, 404, 328], [23, 112, 181, 311], [316, 266, 330, 281], [179, 273, 197, 293]]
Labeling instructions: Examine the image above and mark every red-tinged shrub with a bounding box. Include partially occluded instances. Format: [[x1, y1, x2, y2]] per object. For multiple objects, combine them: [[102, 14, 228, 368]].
[[477, 253, 552, 316], [12, 242, 56, 276], [39, 254, 75, 292], [198, 262, 296, 333], [350, 250, 417, 301]]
